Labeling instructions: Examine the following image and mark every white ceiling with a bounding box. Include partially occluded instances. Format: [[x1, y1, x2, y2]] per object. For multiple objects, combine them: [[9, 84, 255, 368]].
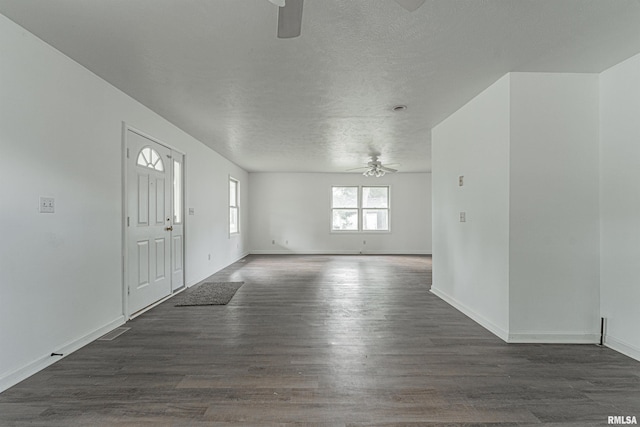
[[1, 1, 639, 172]]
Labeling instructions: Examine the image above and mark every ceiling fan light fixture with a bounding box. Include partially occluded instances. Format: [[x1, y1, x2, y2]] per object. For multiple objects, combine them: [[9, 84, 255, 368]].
[[350, 154, 397, 176], [363, 165, 386, 178]]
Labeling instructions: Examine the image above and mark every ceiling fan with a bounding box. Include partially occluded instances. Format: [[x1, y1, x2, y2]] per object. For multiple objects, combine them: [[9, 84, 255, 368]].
[[267, 0, 427, 38], [348, 155, 399, 177]]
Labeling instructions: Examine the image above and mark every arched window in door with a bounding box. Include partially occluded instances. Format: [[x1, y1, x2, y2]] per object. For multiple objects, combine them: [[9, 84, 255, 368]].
[[137, 146, 164, 172]]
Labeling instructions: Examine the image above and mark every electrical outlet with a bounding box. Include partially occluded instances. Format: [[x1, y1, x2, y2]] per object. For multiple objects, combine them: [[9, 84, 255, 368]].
[[272, 240, 275, 245], [363, 240, 366, 245], [460, 212, 466, 222], [459, 175, 464, 186], [208, 254, 211, 260], [40, 197, 55, 213]]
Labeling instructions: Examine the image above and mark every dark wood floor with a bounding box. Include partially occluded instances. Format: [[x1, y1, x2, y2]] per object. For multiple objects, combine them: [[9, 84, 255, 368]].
[[1, 255, 639, 426]]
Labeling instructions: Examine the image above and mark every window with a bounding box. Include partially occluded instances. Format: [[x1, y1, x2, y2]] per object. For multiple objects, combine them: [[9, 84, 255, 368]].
[[229, 177, 239, 234], [136, 147, 164, 171], [331, 186, 389, 232], [173, 159, 182, 224], [362, 186, 389, 230], [332, 186, 359, 231]]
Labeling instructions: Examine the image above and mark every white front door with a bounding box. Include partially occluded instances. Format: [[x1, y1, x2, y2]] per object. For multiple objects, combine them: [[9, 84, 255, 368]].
[[127, 130, 173, 314]]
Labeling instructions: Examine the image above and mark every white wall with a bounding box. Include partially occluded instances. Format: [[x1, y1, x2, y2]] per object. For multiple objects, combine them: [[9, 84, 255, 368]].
[[184, 153, 249, 283], [600, 52, 640, 360], [432, 72, 601, 344], [431, 75, 511, 339], [249, 173, 431, 254], [509, 73, 600, 343], [0, 14, 248, 391]]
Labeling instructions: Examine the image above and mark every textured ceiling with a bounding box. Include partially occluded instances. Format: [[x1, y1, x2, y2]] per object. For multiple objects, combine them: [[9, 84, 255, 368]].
[[1, 0, 640, 172]]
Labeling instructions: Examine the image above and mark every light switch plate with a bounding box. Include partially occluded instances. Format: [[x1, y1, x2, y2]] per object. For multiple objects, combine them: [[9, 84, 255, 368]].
[[188, 208, 195, 215], [40, 197, 55, 213]]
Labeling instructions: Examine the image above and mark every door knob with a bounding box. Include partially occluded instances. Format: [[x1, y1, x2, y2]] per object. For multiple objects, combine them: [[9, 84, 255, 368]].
[[165, 226, 173, 231]]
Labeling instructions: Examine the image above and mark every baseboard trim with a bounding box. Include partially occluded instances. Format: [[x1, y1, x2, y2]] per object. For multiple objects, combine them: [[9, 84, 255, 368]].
[[185, 252, 251, 288], [0, 316, 126, 393], [250, 250, 431, 255], [429, 287, 509, 342], [508, 332, 599, 344], [233, 251, 251, 262], [605, 334, 640, 362]]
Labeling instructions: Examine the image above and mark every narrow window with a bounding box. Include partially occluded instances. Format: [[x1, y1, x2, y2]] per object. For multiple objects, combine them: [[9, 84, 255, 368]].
[[362, 186, 389, 231], [229, 177, 239, 234], [173, 159, 182, 224], [332, 186, 359, 231]]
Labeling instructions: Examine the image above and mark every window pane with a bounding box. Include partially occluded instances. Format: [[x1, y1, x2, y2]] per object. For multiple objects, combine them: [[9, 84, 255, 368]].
[[137, 148, 149, 167], [137, 147, 164, 172], [332, 187, 358, 208], [362, 209, 388, 231], [230, 207, 238, 233], [332, 209, 358, 230], [173, 160, 182, 224], [362, 186, 388, 208], [230, 180, 237, 207]]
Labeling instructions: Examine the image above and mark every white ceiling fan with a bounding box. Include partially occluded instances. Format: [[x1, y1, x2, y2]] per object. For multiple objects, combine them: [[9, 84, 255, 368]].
[[267, 0, 426, 38], [347, 154, 399, 177]]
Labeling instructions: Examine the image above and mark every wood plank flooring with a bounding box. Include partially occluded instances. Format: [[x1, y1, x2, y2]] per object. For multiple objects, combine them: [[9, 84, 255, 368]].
[[1, 255, 639, 426]]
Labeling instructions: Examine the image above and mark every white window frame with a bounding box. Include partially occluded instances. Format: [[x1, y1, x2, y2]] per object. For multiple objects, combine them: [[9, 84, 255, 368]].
[[229, 176, 240, 236], [330, 185, 391, 233]]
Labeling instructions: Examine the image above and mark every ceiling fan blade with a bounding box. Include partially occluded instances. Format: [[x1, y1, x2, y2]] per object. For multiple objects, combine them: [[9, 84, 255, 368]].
[[346, 166, 369, 172], [277, 0, 303, 39], [379, 165, 398, 173], [395, 0, 426, 12]]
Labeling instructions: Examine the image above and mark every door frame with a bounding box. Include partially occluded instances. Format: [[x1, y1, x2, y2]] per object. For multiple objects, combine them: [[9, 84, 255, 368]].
[[121, 122, 186, 319]]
